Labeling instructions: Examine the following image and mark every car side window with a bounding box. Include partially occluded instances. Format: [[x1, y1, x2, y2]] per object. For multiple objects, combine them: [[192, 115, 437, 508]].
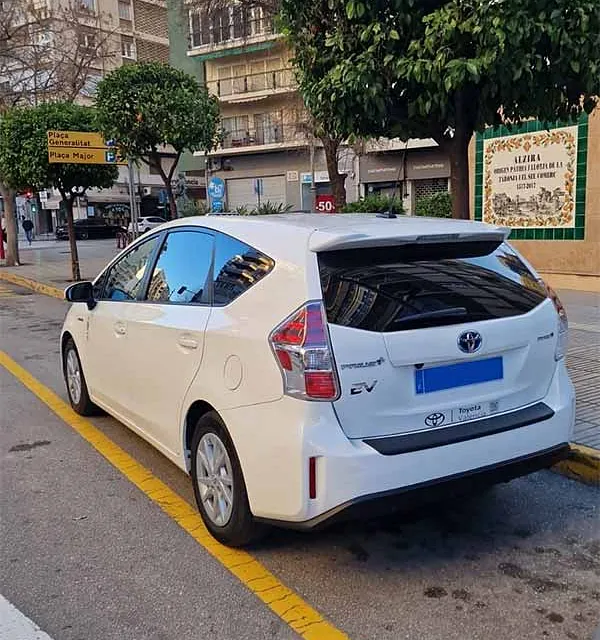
[[146, 230, 213, 305], [100, 237, 159, 301], [212, 232, 274, 306]]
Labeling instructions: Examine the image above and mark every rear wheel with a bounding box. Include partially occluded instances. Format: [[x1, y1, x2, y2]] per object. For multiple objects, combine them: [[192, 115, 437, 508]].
[[80, 231, 89, 240], [190, 412, 264, 547], [63, 338, 98, 416]]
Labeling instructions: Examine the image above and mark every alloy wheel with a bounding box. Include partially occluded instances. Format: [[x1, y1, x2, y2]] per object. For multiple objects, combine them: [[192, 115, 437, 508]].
[[66, 348, 82, 405], [195, 433, 235, 527]]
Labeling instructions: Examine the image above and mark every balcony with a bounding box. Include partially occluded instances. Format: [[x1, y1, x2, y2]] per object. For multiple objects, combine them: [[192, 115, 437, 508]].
[[209, 122, 311, 156], [208, 67, 295, 102], [188, 10, 279, 58]]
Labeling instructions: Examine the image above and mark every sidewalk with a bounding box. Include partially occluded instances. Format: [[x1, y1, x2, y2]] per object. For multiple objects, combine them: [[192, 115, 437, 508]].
[[0, 238, 120, 288], [1, 241, 598, 482]]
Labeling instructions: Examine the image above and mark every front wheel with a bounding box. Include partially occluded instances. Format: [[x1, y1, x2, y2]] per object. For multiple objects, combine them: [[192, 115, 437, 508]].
[[190, 412, 264, 547], [62, 338, 98, 416]]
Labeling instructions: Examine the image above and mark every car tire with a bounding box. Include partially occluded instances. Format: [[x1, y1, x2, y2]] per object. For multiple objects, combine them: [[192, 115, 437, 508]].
[[62, 338, 98, 416], [191, 411, 265, 547], [80, 231, 89, 240]]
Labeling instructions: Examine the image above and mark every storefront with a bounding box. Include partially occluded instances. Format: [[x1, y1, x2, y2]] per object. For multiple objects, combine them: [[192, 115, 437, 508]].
[[359, 148, 450, 213], [472, 107, 599, 285]]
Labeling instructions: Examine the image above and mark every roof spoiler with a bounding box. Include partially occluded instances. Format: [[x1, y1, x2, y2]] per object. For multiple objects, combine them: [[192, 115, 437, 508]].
[[310, 228, 511, 253]]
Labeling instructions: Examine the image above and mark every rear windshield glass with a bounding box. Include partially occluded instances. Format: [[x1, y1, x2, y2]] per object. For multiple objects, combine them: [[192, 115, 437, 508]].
[[318, 241, 547, 332]]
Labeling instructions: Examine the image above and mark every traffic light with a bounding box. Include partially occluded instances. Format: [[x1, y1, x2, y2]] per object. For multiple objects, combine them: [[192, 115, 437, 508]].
[[30, 201, 38, 214]]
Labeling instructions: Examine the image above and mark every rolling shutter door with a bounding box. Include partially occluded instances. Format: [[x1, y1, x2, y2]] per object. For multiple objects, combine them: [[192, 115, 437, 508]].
[[262, 176, 285, 206], [226, 176, 286, 211], [226, 178, 255, 210]]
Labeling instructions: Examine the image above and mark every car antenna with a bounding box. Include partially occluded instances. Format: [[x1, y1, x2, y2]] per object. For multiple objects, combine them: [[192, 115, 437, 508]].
[[377, 139, 409, 219]]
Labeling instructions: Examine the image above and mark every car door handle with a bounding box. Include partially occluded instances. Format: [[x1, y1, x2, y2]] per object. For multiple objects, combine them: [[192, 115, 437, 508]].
[[114, 321, 127, 336], [178, 336, 199, 350]]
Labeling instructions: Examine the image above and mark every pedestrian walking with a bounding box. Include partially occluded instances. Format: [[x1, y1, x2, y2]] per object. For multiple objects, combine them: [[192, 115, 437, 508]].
[[22, 218, 34, 245]]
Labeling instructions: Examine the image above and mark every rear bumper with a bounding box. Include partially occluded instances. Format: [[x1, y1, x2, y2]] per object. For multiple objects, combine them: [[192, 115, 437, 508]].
[[256, 443, 569, 530], [224, 361, 575, 525]]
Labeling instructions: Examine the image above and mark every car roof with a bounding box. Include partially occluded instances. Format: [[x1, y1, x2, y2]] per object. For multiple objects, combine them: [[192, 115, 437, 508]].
[[161, 213, 508, 261]]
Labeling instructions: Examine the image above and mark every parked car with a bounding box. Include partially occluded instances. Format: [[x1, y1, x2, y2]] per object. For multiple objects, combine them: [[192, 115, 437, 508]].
[[55, 218, 125, 240], [128, 216, 167, 234], [61, 214, 574, 547]]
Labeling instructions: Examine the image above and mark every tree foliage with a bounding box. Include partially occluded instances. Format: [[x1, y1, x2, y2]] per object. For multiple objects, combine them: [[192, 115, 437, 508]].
[[95, 62, 220, 218], [0, 103, 118, 279], [280, 0, 600, 218], [0, 102, 117, 195]]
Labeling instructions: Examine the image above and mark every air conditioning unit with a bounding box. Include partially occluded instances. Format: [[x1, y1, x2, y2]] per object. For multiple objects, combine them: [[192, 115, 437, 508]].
[[142, 186, 152, 196]]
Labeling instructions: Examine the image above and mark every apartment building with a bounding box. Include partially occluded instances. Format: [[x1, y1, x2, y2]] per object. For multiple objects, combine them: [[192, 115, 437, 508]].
[[1, 0, 172, 231], [186, 3, 353, 211]]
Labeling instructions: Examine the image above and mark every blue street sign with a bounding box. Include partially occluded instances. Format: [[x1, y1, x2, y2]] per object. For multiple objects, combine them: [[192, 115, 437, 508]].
[[253, 178, 264, 196], [212, 200, 224, 213], [208, 177, 225, 201]]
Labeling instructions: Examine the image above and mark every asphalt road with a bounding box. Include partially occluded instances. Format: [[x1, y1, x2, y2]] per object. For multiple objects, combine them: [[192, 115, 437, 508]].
[[1, 281, 599, 640]]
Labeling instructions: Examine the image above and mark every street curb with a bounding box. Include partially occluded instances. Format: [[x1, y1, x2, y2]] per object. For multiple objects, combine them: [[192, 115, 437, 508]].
[[0, 271, 64, 300], [2, 270, 599, 488], [552, 444, 600, 487]]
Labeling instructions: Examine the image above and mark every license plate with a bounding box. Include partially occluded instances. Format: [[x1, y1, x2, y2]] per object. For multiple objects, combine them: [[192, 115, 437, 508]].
[[415, 357, 504, 395]]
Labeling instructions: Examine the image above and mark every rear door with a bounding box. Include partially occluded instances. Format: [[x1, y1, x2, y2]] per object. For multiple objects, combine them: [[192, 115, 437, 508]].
[[319, 241, 557, 440], [123, 228, 214, 455]]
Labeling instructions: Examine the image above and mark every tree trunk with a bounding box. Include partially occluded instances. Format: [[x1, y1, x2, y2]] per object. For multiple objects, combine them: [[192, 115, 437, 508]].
[[448, 91, 472, 220], [65, 197, 81, 281], [0, 182, 20, 266], [166, 183, 178, 219], [321, 135, 346, 211]]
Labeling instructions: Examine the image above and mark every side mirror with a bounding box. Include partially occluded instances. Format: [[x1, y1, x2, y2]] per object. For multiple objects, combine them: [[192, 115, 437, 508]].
[[65, 281, 96, 310]]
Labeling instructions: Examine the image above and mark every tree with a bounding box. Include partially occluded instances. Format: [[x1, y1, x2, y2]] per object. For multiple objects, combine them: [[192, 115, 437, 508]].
[[280, 0, 600, 219], [0, 103, 118, 280], [0, 0, 116, 266], [95, 62, 220, 219]]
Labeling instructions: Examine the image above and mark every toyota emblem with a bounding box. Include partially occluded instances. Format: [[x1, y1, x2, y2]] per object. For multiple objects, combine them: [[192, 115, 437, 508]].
[[458, 330, 483, 354], [425, 412, 445, 428]]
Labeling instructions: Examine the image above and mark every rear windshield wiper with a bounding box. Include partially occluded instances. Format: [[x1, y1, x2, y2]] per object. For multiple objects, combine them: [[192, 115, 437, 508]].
[[391, 307, 468, 325]]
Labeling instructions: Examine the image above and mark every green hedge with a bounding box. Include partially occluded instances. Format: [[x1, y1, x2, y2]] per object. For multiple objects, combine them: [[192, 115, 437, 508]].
[[342, 193, 404, 215], [414, 192, 452, 218]]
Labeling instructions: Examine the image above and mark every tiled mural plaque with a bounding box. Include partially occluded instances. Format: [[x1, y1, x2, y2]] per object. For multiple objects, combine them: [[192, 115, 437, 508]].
[[475, 118, 588, 240]]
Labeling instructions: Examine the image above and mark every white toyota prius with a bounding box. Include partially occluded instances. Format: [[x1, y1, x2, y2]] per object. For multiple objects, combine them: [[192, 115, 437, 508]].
[[61, 213, 575, 546]]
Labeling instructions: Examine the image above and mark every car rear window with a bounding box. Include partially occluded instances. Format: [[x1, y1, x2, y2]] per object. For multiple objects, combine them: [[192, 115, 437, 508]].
[[318, 241, 547, 332]]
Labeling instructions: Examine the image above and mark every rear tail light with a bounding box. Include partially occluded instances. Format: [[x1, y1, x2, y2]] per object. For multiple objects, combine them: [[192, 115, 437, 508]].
[[270, 301, 340, 401], [539, 280, 568, 361]]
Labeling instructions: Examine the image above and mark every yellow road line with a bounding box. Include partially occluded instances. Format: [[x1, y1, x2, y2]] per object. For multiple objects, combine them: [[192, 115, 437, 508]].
[[0, 350, 348, 640], [0, 272, 64, 299]]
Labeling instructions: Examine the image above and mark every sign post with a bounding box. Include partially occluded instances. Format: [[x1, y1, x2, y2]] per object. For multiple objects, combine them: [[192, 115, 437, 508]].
[[207, 176, 226, 214], [254, 178, 263, 208], [128, 161, 139, 240], [315, 194, 336, 213], [47, 131, 126, 165]]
